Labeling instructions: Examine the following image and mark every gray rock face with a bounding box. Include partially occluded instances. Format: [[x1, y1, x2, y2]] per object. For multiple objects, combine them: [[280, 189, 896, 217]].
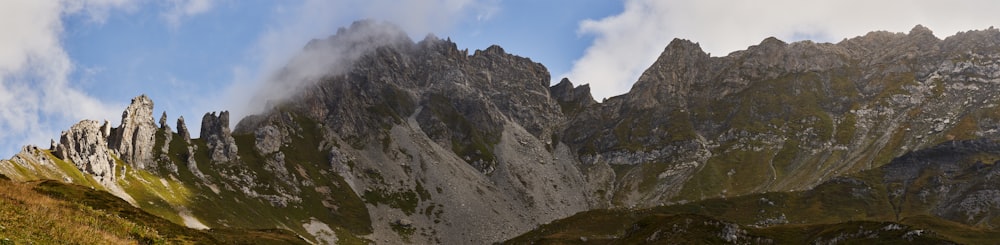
[[202, 111, 238, 163], [54, 120, 117, 185], [108, 95, 158, 170]]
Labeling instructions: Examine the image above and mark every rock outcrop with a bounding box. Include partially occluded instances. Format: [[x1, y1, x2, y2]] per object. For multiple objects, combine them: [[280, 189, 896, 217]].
[[201, 111, 238, 163], [253, 125, 283, 155], [54, 120, 117, 185], [159, 112, 169, 130], [108, 95, 158, 170]]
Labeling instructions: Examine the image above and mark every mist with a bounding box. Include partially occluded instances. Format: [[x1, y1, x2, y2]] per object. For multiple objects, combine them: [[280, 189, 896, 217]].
[[214, 0, 499, 127], [246, 20, 413, 115]]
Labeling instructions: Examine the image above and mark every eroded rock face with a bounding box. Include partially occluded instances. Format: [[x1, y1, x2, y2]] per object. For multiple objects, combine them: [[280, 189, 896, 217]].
[[202, 111, 238, 163], [54, 120, 117, 185], [108, 95, 158, 170]]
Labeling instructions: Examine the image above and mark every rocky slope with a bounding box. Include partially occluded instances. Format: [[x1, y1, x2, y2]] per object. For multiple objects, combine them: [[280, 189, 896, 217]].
[[507, 138, 1000, 244], [4, 20, 1000, 244]]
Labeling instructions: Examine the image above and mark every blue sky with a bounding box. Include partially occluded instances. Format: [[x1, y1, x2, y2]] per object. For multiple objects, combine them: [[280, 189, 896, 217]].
[[3, 0, 1000, 157], [62, 0, 621, 114]]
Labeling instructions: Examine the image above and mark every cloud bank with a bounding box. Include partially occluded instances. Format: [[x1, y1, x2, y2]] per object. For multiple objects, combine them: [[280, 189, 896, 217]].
[[565, 0, 1000, 100], [0, 0, 133, 156]]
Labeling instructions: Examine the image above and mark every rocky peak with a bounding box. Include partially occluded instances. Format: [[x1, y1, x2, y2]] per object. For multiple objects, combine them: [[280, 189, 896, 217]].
[[909, 24, 934, 37], [904, 24, 940, 52], [159, 111, 169, 130], [941, 26, 1000, 54], [108, 95, 157, 170], [549, 78, 596, 117], [177, 116, 191, 143], [624, 38, 712, 109], [202, 111, 238, 163], [100, 120, 112, 137], [306, 19, 412, 52], [474, 45, 507, 57], [54, 120, 118, 185], [417, 34, 466, 59], [663, 38, 708, 58]]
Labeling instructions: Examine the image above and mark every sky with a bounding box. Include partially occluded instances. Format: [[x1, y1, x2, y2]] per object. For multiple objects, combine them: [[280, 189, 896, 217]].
[[2, 0, 1000, 157]]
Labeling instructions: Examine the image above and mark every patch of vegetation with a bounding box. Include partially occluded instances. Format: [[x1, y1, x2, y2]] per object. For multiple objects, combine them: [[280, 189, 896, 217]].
[[835, 110, 859, 145], [673, 148, 777, 201], [390, 222, 416, 243], [414, 181, 432, 201], [363, 188, 419, 215]]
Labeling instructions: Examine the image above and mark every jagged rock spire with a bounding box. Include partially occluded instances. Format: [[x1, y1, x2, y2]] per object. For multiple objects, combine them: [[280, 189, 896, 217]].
[[159, 111, 169, 130], [108, 95, 157, 170], [177, 116, 191, 143]]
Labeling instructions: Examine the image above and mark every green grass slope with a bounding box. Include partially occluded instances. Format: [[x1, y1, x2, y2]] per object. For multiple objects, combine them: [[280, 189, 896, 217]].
[[0, 174, 307, 244]]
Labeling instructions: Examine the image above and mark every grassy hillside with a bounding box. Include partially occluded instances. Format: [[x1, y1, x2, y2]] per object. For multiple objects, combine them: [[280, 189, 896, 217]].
[[0, 174, 306, 244]]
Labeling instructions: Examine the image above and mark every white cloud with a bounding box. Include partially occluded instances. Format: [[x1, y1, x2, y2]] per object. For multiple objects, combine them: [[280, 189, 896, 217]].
[[0, 0, 131, 156], [215, 0, 501, 124], [565, 0, 1000, 100], [162, 0, 214, 28]]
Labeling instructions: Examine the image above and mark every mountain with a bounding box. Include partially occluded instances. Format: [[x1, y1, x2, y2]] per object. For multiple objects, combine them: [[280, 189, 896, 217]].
[[3, 20, 1000, 244]]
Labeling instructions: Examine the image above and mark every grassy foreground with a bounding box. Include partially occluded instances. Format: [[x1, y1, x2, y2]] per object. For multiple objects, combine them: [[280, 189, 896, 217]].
[[0, 174, 307, 244]]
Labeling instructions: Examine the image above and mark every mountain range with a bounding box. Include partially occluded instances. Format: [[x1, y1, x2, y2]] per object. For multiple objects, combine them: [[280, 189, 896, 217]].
[[3, 20, 1000, 244]]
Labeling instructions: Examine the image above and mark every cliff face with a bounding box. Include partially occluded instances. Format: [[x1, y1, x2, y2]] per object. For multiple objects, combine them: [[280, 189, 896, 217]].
[[5, 21, 1000, 244]]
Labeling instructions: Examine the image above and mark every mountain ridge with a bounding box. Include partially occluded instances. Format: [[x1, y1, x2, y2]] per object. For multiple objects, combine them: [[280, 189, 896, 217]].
[[4, 20, 1000, 243]]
